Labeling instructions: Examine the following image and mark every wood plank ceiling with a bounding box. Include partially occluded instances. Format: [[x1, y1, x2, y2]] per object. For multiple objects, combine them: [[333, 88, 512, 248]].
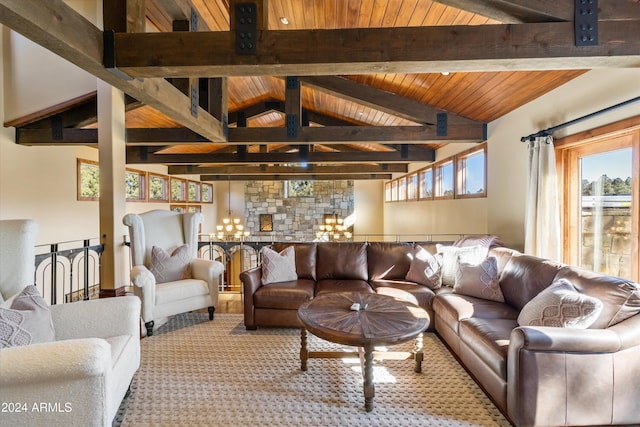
[[7, 0, 602, 180]]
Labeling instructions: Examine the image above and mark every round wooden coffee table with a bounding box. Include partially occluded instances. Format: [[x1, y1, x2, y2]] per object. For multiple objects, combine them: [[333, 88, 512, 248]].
[[297, 292, 430, 412]]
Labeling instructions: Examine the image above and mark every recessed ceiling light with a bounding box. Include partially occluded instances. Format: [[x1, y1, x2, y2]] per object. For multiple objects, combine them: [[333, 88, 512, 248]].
[[280, 17, 289, 25], [441, 71, 450, 76]]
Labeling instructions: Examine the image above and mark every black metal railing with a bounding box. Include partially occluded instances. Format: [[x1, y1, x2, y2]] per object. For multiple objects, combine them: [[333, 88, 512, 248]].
[[34, 238, 104, 306]]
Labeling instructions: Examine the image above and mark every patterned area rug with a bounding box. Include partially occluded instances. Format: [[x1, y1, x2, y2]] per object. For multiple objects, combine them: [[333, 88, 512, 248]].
[[116, 313, 511, 427]]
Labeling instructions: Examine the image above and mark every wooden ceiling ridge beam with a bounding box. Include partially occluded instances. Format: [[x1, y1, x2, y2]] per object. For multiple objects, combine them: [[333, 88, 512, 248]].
[[0, 0, 225, 142], [168, 164, 408, 175], [199, 173, 393, 181], [433, 0, 640, 23], [111, 21, 640, 77], [126, 145, 435, 164], [297, 76, 479, 126], [17, 122, 484, 145]]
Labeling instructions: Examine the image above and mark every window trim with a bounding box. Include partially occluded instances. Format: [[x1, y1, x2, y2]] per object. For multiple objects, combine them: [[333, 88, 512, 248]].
[[455, 144, 487, 199], [556, 116, 640, 281], [125, 167, 148, 202], [77, 158, 100, 201], [434, 159, 455, 200], [170, 177, 187, 203], [407, 172, 418, 200], [188, 180, 201, 203], [418, 166, 434, 200], [201, 183, 214, 204], [148, 172, 170, 202]]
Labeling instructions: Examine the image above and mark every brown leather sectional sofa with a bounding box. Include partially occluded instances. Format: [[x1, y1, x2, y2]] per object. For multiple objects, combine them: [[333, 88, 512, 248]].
[[239, 240, 640, 427]]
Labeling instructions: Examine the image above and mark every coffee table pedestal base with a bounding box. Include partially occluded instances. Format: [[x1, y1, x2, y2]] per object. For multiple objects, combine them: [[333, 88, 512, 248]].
[[300, 328, 424, 412]]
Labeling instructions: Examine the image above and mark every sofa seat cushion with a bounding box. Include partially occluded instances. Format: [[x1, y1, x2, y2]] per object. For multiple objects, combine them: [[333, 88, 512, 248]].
[[459, 317, 516, 379], [315, 279, 373, 295], [433, 293, 518, 334], [370, 280, 436, 310], [155, 279, 208, 305], [254, 279, 315, 310]]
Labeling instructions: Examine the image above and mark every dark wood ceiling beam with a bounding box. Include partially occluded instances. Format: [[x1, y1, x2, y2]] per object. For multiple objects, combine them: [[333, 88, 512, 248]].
[[228, 99, 357, 127], [17, 122, 483, 145], [433, 0, 640, 23], [0, 0, 226, 142], [227, 124, 485, 144], [200, 173, 392, 181], [111, 22, 640, 77], [169, 164, 407, 175], [126, 145, 435, 164], [298, 76, 476, 126]]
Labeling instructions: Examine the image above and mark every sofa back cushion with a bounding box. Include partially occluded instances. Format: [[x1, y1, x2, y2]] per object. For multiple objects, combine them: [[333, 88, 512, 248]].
[[367, 242, 414, 281], [499, 253, 564, 311], [316, 242, 368, 281], [272, 243, 317, 281], [553, 267, 640, 328]]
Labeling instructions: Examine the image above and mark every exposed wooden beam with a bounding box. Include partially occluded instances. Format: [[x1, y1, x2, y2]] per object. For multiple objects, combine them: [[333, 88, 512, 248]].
[[126, 146, 435, 164], [298, 76, 478, 125], [228, 100, 357, 127], [0, 0, 225, 142], [200, 173, 392, 181], [111, 22, 640, 77], [227, 125, 485, 144], [433, 0, 640, 24], [17, 124, 483, 145], [168, 164, 408, 174]]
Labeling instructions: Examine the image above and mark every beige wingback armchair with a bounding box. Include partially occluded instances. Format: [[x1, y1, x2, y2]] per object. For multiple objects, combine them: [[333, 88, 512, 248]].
[[0, 219, 141, 427], [123, 209, 224, 336]]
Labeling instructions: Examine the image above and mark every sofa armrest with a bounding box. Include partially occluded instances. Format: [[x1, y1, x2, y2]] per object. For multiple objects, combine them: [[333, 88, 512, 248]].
[[508, 317, 640, 427], [240, 266, 263, 328], [510, 325, 622, 353], [0, 338, 112, 427], [129, 265, 155, 322], [50, 296, 141, 341], [191, 258, 224, 299]]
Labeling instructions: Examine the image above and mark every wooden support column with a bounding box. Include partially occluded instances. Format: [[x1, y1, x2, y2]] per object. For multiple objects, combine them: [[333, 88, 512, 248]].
[[97, 80, 128, 298], [285, 76, 301, 138], [207, 77, 228, 137]]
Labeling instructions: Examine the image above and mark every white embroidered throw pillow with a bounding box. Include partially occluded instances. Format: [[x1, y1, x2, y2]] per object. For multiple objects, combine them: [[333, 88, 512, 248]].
[[437, 244, 488, 287], [262, 246, 297, 285], [405, 246, 443, 290], [454, 256, 504, 302], [0, 285, 55, 349], [518, 279, 603, 328], [150, 244, 192, 283]]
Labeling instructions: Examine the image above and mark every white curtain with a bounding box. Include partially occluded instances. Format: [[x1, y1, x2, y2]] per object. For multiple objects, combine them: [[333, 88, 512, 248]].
[[524, 135, 561, 260]]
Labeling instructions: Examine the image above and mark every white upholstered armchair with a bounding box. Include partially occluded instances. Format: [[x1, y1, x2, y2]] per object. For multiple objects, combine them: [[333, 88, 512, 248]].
[[0, 219, 141, 427], [123, 209, 224, 336]]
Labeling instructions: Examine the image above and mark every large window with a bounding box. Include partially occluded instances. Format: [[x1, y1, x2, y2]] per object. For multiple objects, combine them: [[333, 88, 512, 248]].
[[456, 145, 486, 198], [418, 167, 433, 199], [77, 159, 100, 201], [125, 168, 147, 202], [557, 118, 639, 281], [434, 160, 454, 199]]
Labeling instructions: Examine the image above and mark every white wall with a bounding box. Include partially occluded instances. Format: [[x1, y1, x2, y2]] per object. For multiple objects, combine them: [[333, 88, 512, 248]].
[[380, 69, 640, 249], [353, 180, 385, 240], [487, 68, 640, 250]]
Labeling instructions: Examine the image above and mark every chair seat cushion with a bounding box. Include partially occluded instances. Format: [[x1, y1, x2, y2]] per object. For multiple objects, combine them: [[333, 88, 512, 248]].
[[155, 279, 209, 305]]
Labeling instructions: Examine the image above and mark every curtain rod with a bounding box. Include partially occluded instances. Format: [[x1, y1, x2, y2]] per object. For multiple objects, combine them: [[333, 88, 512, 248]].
[[520, 96, 640, 142]]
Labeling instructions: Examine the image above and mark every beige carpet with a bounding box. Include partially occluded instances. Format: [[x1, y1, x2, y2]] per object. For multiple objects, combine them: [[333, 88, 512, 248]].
[[117, 313, 511, 427]]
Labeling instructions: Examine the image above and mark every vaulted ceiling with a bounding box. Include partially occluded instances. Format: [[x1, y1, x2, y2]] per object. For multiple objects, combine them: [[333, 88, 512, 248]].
[[3, 0, 639, 181]]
